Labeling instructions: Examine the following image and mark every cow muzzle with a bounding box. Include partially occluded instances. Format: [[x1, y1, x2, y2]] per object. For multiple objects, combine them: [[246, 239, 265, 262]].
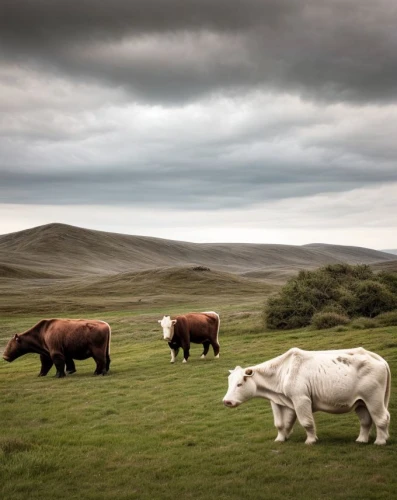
[[223, 400, 238, 408], [2, 355, 10, 362]]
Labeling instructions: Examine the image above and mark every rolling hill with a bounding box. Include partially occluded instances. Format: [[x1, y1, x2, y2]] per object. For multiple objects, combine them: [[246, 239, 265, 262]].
[[0, 223, 395, 279]]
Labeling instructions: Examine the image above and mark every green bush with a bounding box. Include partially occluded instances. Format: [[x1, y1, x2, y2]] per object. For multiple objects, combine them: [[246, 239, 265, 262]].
[[264, 264, 397, 330], [349, 317, 378, 330], [353, 280, 396, 317], [311, 311, 350, 330], [376, 310, 397, 326]]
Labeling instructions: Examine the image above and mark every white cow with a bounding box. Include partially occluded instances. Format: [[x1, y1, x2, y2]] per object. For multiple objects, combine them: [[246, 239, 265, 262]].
[[223, 347, 391, 445]]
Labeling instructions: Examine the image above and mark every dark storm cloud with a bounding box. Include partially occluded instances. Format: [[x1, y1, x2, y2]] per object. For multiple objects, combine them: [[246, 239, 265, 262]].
[[1, 163, 396, 209], [1, 0, 397, 104]]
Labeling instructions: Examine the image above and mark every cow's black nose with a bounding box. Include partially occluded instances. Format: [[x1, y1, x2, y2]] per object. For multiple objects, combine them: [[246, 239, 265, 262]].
[[223, 400, 234, 407]]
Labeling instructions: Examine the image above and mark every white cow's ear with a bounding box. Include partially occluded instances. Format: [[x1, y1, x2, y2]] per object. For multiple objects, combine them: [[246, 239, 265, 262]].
[[244, 369, 254, 377], [229, 369, 234, 374], [157, 320, 162, 324], [172, 319, 177, 325]]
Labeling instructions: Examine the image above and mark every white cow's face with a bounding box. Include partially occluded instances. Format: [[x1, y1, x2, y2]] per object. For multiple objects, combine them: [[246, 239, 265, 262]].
[[223, 366, 256, 407], [158, 316, 177, 341]]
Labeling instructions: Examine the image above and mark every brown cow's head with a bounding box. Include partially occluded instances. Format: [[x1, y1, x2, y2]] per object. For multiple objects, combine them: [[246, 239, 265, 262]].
[[3, 334, 26, 362], [158, 316, 177, 341]]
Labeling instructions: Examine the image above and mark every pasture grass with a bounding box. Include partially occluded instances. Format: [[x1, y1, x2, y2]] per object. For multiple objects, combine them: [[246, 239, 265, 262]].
[[0, 306, 396, 500]]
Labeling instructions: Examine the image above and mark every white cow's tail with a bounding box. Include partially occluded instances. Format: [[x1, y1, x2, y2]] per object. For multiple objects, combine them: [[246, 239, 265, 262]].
[[384, 360, 391, 409]]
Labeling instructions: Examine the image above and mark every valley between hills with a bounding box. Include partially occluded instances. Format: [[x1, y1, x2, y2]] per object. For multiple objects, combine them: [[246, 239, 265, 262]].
[[0, 222, 396, 315]]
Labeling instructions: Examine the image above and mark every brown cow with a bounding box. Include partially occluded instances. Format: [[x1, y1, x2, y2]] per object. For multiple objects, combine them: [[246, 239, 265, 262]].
[[158, 311, 220, 363], [2, 319, 111, 377]]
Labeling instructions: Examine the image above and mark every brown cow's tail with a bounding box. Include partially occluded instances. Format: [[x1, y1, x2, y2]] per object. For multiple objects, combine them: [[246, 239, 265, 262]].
[[101, 321, 112, 373], [103, 322, 111, 356], [98, 320, 111, 354], [215, 312, 220, 344]]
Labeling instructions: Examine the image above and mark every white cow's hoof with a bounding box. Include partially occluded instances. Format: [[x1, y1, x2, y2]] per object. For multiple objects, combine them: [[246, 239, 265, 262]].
[[182, 359, 187, 364], [374, 439, 387, 445], [305, 437, 318, 445], [200, 355, 206, 359], [170, 360, 175, 364], [215, 354, 220, 359]]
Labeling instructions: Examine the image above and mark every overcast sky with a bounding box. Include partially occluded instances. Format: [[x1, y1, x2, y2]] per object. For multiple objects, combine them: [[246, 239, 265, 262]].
[[1, 0, 396, 249]]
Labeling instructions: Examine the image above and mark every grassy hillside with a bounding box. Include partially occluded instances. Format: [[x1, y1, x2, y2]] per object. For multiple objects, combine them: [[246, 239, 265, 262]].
[[0, 224, 396, 499], [0, 308, 396, 500], [0, 223, 394, 278]]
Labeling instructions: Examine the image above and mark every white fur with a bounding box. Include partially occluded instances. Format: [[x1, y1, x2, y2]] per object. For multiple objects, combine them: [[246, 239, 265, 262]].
[[223, 347, 391, 445], [158, 316, 177, 341]]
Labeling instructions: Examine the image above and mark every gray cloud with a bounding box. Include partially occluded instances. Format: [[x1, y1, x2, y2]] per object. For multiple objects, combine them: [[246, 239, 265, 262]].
[[1, 160, 395, 209], [1, 0, 397, 252], [1, 0, 397, 104]]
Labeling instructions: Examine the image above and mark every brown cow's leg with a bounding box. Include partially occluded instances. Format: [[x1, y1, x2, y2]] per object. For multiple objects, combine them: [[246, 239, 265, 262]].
[[201, 341, 211, 359], [52, 354, 66, 378], [182, 343, 190, 363], [92, 349, 107, 375], [211, 340, 220, 358], [66, 358, 76, 374], [39, 354, 53, 376]]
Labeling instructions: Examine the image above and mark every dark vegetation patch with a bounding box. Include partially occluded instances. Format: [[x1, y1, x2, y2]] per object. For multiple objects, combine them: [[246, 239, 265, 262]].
[[0, 438, 33, 455], [265, 264, 397, 330], [311, 311, 350, 330]]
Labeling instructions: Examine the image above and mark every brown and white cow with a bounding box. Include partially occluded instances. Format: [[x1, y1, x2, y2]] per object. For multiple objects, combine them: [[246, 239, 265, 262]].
[[2, 318, 111, 378], [158, 311, 220, 363], [223, 347, 391, 445]]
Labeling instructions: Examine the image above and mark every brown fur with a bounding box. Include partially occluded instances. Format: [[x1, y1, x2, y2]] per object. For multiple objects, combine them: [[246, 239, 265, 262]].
[[3, 318, 111, 377]]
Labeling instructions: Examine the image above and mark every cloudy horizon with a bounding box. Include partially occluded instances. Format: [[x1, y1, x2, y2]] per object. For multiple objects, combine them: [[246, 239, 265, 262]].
[[1, 0, 397, 250]]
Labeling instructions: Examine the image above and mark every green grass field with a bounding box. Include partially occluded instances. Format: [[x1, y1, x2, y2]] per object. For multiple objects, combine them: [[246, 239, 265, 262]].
[[0, 302, 396, 500]]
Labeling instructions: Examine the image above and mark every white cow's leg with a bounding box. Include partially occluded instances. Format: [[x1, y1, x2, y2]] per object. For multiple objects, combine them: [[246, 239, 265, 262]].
[[271, 403, 297, 442], [293, 397, 318, 444], [170, 349, 177, 364], [355, 405, 373, 443], [271, 402, 286, 442], [282, 406, 297, 439], [365, 399, 390, 445]]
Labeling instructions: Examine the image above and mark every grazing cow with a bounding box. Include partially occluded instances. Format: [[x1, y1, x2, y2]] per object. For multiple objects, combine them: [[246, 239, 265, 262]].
[[158, 311, 220, 363], [3, 319, 111, 378], [223, 347, 390, 445]]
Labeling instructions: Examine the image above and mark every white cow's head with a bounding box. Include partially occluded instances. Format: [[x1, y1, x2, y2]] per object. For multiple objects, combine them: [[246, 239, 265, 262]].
[[223, 366, 256, 407], [158, 315, 177, 341]]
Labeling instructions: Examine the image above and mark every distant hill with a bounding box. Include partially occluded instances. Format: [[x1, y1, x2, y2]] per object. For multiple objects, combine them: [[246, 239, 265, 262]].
[[371, 260, 397, 273], [382, 249, 397, 256], [0, 223, 395, 279]]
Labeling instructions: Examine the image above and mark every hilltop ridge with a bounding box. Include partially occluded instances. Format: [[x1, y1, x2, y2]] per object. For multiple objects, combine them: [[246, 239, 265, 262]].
[[0, 223, 395, 279]]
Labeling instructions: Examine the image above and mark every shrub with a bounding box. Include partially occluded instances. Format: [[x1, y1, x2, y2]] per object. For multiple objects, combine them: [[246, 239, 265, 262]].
[[353, 280, 396, 317], [375, 310, 397, 326], [311, 311, 350, 330], [349, 317, 378, 330], [264, 264, 397, 330], [378, 272, 397, 294]]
